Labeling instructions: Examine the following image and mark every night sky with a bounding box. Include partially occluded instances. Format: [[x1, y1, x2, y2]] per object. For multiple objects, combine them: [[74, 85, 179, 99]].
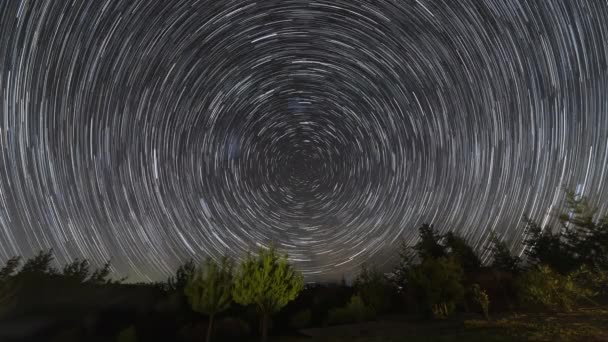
[[1, 0, 608, 282]]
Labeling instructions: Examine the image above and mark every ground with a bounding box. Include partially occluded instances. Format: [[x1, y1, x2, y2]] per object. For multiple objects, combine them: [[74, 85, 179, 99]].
[[270, 306, 608, 342]]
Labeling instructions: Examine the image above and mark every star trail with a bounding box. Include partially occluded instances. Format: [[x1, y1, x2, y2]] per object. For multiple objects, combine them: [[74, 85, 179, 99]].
[[1, 0, 608, 282]]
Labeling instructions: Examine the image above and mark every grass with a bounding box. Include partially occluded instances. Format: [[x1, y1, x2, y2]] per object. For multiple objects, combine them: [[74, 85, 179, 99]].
[[268, 306, 608, 342]]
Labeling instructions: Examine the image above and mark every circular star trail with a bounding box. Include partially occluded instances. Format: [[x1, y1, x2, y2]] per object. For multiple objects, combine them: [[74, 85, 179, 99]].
[[1, 0, 608, 282]]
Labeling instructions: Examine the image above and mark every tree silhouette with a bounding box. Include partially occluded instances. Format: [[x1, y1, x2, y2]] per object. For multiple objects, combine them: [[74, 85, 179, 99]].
[[166, 259, 196, 292], [353, 264, 392, 315], [444, 231, 481, 273], [487, 234, 521, 274], [414, 224, 446, 261]]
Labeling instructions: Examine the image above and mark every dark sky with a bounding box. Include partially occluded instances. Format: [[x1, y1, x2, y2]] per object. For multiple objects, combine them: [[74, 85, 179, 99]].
[[1, 0, 607, 282]]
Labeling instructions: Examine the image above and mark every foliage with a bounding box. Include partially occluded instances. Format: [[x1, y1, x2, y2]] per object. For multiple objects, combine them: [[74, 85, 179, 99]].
[[570, 264, 608, 297], [62, 259, 119, 284], [390, 240, 416, 289], [0, 250, 119, 284], [413, 224, 446, 261], [487, 234, 520, 274], [185, 257, 233, 342], [558, 190, 608, 271], [185, 257, 234, 316], [326, 295, 374, 325], [444, 232, 481, 273], [19, 249, 58, 276], [406, 257, 464, 318], [289, 309, 312, 329], [232, 246, 304, 341], [470, 284, 490, 320], [353, 264, 392, 314], [516, 265, 594, 312], [0, 256, 20, 280], [166, 259, 196, 292], [522, 218, 577, 274], [116, 325, 137, 342], [524, 191, 608, 275]]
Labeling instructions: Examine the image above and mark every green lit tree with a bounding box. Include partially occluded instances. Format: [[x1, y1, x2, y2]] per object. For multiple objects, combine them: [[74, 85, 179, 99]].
[[232, 246, 304, 342], [185, 257, 233, 342]]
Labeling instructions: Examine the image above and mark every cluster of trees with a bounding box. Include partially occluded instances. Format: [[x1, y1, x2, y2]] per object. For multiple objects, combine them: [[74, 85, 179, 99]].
[[183, 247, 303, 342], [385, 190, 608, 318], [0, 250, 121, 317], [310, 190, 608, 325], [0, 190, 607, 342]]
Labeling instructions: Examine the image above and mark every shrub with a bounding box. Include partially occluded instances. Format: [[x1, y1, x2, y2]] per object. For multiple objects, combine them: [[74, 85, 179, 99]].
[[326, 295, 374, 325], [516, 265, 593, 312], [353, 264, 393, 314], [407, 257, 464, 318], [289, 309, 312, 329]]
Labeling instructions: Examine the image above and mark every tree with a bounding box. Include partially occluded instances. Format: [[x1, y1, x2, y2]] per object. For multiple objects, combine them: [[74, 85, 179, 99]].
[[523, 217, 576, 274], [88, 260, 123, 284], [406, 257, 464, 318], [558, 191, 608, 271], [0, 257, 19, 316], [232, 246, 304, 342], [487, 234, 520, 274], [444, 231, 481, 273], [19, 249, 58, 276], [353, 264, 392, 315], [62, 258, 91, 283], [185, 257, 234, 342], [391, 239, 416, 289], [414, 224, 446, 261], [0, 256, 20, 281], [166, 259, 196, 292]]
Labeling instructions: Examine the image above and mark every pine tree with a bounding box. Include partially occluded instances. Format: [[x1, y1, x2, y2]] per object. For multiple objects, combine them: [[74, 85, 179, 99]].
[[185, 257, 233, 342], [232, 246, 304, 342]]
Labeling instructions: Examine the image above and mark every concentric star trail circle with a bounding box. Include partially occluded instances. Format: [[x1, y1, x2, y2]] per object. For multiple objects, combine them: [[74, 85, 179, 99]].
[[1, 0, 607, 281]]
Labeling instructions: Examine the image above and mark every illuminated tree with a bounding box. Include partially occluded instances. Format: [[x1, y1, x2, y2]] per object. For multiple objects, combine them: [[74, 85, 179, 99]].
[[185, 257, 233, 342], [232, 246, 303, 342]]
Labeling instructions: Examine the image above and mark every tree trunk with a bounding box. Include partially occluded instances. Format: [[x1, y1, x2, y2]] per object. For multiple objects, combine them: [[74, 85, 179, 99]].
[[206, 314, 214, 342], [261, 313, 269, 342]]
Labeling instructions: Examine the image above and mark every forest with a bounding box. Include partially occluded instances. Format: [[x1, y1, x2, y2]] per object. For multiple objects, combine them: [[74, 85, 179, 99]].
[[0, 190, 607, 342]]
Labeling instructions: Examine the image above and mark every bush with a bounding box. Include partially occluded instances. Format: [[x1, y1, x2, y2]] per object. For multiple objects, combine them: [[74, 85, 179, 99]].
[[407, 257, 464, 318], [289, 309, 312, 329], [353, 264, 393, 314], [116, 325, 137, 342], [516, 265, 593, 312], [326, 295, 374, 325]]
